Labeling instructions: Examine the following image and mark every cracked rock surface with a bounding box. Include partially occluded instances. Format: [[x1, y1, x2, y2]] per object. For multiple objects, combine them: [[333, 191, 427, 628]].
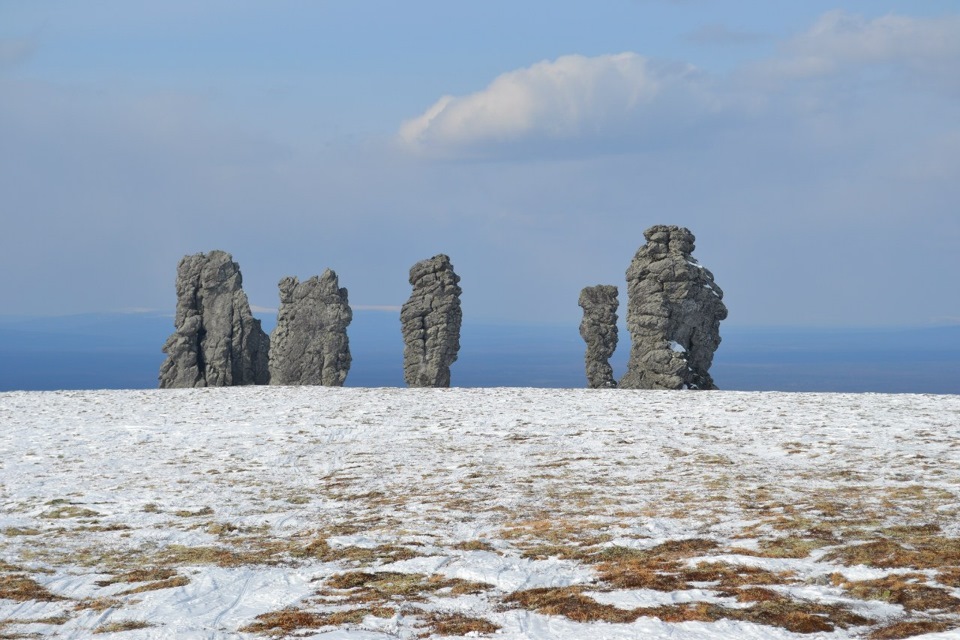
[[400, 254, 462, 388], [159, 250, 269, 388], [578, 285, 619, 389], [620, 225, 727, 390], [269, 270, 352, 386]]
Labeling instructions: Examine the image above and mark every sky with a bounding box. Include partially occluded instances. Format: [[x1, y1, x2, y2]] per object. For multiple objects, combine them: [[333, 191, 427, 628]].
[[1, 1, 959, 327]]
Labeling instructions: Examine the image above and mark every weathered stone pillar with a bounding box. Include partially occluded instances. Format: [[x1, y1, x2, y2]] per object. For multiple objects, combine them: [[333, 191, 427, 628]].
[[159, 251, 269, 388], [400, 254, 462, 387], [620, 226, 727, 389], [578, 285, 619, 388], [269, 269, 352, 386]]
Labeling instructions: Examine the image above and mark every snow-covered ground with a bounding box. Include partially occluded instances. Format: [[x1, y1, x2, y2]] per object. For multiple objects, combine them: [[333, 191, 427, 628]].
[[1, 387, 959, 639]]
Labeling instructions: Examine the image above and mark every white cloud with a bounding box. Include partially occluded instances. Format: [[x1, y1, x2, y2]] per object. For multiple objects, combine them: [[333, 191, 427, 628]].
[[400, 12, 960, 160], [398, 53, 718, 158], [762, 11, 960, 80]]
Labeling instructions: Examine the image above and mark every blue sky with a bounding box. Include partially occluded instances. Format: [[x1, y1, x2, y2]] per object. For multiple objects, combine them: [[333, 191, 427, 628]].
[[1, 1, 958, 326]]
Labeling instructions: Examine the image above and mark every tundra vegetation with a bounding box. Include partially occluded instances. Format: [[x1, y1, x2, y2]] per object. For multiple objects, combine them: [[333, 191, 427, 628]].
[[0, 387, 958, 638]]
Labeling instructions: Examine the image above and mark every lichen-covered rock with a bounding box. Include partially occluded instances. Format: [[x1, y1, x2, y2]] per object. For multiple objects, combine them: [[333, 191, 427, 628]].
[[620, 225, 727, 390], [268, 270, 352, 386], [159, 251, 270, 388], [401, 254, 462, 388], [578, 285, 619, 389]]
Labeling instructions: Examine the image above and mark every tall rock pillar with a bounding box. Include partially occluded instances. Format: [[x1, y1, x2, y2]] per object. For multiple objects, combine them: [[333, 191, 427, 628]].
[[159, 250, 270, 388], [578, 285, 619, 389], [400, 254, 462, 388], [620, 225, 727, 390], [268, 270, 352, 386]]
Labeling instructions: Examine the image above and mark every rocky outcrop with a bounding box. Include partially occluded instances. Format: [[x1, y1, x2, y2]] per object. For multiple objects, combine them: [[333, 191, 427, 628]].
[[578, 285, 619, 389], [620, 225, 727, 390], [401, 254, 462, 388], [159, 251, 270, 388], [268, 270, 352, 386]]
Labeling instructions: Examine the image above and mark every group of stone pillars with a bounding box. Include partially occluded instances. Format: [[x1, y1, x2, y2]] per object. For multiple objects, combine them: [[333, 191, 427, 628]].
[[578, 225, 728, 390], [159, 225, 726, 390], [158, 252, 462, 389]]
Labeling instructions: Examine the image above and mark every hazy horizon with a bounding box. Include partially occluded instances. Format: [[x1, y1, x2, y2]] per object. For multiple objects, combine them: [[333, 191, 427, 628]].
[[1, 311, 957, 394]]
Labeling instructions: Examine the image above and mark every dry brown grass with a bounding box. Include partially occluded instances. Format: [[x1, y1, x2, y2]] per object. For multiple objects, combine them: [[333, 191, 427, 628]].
[[74, 597, 124, 612], [505, 582, 873, 634], [290, 538, 420, 565], [95, 567, 178, 586], [93, 620, 153, 633], [501, 517, 608, 547], [2, 527, 41, 537], [240, 607, 393, 636], [831, 573, 960, 611], [683, 562, 798, 589], [41, 505, 100, 519], [159, 543, 283, 567], [504, 587, 639, 623], [868, 620, 956, 639], [737, 535, 830, 559], [419, 612, 499, 637], [172, 506, 214, 517], [0, 574, 62, 602], [823, 537, 960, 569], [452, 539, 495, 552], [937, 567, 960, 587], [92, 566, 190, 595], [240, 608, 330, 635], [321, 571, 490, 604], [592, 539, 795, 593], [117, 575, 191, 595], [638, 601, 857, 635]]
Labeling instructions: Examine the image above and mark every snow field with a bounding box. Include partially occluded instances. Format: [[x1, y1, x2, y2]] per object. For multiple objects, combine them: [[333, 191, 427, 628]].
[[0, 387, 959, 639]]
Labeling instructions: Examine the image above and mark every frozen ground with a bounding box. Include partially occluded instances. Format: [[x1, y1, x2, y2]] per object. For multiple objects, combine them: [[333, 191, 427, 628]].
[[1, 387, 959, 639]]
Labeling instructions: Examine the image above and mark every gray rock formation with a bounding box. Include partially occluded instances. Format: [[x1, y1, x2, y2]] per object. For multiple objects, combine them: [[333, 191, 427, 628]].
[[620, 225, 727, 390], [159, 250, 270, 388], [268, 270, 352, 386], [578, 285, 619, 389], [400, 254, 462, 387]]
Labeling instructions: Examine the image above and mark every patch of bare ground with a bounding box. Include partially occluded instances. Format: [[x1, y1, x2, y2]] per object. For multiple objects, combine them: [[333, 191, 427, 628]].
[[502, 517, 612, 551], [116, 575, 190, 595], [2, 528, 41, 537], [319, 571, 491, 604], [504, 587, 639, 623], [868, 620, 956, 639], [417, 612, 499, 637], [831, 573, 960, 611], [451, 539, 495, 552], [91, 565, 192, 595], [823, 535, 960, 569], [937, 567, 960, 587], [95, 566, 177, 586], [504, 585, 872, 634], [731, 534, 831, 559], [40, 505, 100, 519], [0, 574, 62, 602], [93, 620, 153, 634], [590, 539, 796, 592], [74, 597, 123, 612], [158, 543, 285, 567], [291, 538, 421, 565], [240, 607, 393, 636]]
